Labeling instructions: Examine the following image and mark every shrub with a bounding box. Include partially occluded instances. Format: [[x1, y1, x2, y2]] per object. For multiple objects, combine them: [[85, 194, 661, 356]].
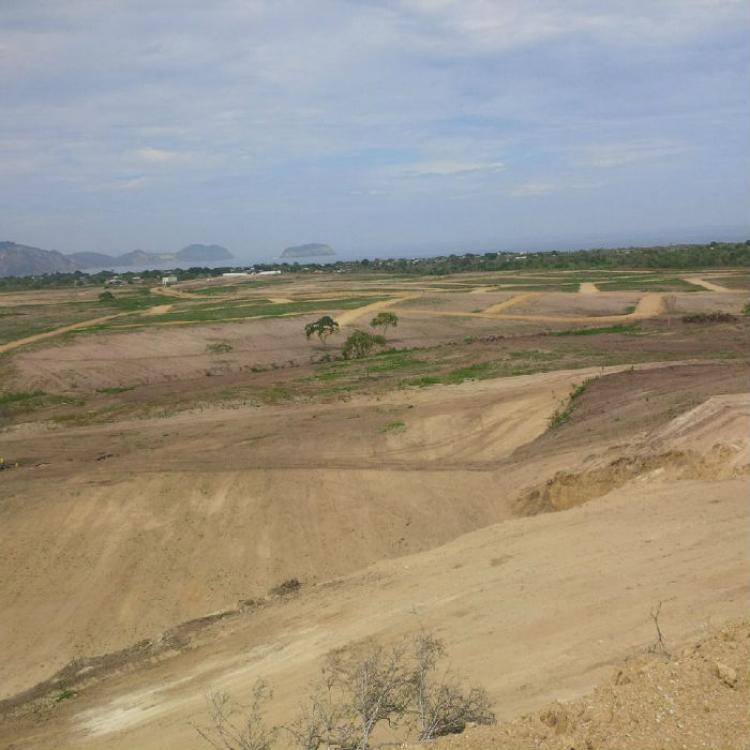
[[199, 631, 495, 750], [207, 342, 234, 353], [681, 312, 737, 323], [341, 330, 386, 360]]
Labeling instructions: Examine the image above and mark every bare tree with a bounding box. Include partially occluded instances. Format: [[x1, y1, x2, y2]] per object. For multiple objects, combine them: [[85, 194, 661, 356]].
[[408, 631, 495, 740], [194, 681, 278, 750], [649, 601, 670, 657], [286, 671, 356, 750], [323, 639, 411, 749]]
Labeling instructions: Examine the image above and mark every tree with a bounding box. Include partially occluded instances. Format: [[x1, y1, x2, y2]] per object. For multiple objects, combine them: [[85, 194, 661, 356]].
[[193, 682, 277, 750], [304, 316, 340, 345], [407, 631, 495, 740], [341, 330, 385, 360], [370, 311, 398, 338]]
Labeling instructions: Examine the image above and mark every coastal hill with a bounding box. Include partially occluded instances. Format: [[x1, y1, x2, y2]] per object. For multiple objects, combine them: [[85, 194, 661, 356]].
[[0, 241, 234, 277], [280, 242, 336, 259]]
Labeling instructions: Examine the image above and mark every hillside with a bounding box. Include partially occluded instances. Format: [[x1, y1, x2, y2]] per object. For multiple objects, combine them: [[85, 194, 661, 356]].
[[0, 241, 76, 277], [281, 242, 336, 258], [0, 241, 234, 276]]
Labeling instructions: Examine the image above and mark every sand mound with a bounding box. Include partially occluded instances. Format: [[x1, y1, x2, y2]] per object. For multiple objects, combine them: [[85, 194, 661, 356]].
[[417, 621, 750, 750], [515, 393, 750, 515]]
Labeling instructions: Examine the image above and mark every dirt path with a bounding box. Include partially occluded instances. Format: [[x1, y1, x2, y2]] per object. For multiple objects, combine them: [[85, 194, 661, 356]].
[[402, 292, 666, 325], [142, 304, 173, 316], [482, 292, 541, 315], [268, 297, 293, 304], [684, 276, 733, 293], [337, 294, 420, 326], [0, 312, 131, 355], [579, 282, 599, 294]]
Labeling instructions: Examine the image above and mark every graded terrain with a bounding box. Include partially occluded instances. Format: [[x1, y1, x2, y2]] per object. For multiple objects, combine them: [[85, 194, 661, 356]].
[[0, 267, 748, 749]]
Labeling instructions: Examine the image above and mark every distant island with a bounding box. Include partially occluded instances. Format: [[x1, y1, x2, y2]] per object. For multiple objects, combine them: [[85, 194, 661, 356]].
[[0, 241, 233, 277], [281, 243, 336, 259]]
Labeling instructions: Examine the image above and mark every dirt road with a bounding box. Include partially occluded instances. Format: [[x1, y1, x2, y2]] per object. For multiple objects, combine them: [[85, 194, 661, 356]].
[[579, 282, 600, 294], [0, 312, 130, 355], [337, 294, 420, 326], [685, 276, 732, 293]]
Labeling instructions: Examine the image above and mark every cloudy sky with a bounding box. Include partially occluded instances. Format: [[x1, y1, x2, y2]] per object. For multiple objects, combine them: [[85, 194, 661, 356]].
[[1, 0, 749, 259]]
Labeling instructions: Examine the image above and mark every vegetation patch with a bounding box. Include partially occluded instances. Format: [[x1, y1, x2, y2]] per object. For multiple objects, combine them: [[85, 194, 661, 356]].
[[96, 386, 135, 395], [548, 379, 592, 429], [681, 312, 737, 324], [552, 324, 641, 336], [206, 342, 234, 353], [380, 419, 406, 433]]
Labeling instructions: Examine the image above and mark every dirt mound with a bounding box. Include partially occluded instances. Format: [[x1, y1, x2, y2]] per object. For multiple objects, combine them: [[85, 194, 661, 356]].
[[417, 620, 750, 750], [515, 394, 750, 515], [516, 445, 748, 515]]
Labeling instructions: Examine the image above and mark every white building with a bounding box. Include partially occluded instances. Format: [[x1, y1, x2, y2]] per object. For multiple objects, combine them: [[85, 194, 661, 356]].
[[161, 275, 178, 286]]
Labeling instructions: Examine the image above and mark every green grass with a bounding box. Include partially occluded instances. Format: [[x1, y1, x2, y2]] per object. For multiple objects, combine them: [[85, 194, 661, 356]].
[[380, 420, 406, 433], [597, 277, 701, 291], [552, 324, 641, 336], [96, 386, 135, 395], [0, 390, 83, 412], [136, 296, 388, 324], [548, 379, 592, 429], [442, 361, 500, 383], [0, 389, 48, 406]]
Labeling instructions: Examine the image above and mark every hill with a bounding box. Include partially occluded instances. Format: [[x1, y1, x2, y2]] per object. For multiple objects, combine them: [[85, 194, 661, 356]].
[[0, 241, 76, 277], [66, 252, 118, 269], [0, 241, 235, 277], [281, 242, 336, 258]]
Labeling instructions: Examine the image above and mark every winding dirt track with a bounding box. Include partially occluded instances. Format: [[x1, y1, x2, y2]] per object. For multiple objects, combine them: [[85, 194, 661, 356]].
[[337, 294, 421, 326], [482, 292, 540, 314], [684, 276, 733, 293], [401, 292, 666, 324], [579, 282, 600, 294], [0, 313, 131, 355]]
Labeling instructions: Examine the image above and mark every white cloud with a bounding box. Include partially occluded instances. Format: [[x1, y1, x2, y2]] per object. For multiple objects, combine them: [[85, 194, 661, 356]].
[[583, 142, 685, 169], [133, 147, 183, 164], [397, 160, 504, 178]]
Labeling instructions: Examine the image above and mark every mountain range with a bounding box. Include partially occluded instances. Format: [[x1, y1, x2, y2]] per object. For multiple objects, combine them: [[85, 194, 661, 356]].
[[0, 242, 233, 277], [280, 243, 336, 258]]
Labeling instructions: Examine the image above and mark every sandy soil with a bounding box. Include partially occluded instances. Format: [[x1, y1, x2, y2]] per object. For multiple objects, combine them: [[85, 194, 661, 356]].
[[1, 272, 748, 750], [578, 281, 600, 294], [685, 276, 733, 293], [0, 312, 130, 355], [415, 620, 750, 750]]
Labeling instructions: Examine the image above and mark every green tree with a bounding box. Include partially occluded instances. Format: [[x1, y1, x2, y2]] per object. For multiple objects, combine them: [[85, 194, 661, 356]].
[[341, 330, 385, 360], [370, 311, 399, 339], [304, 316, 340, 345]]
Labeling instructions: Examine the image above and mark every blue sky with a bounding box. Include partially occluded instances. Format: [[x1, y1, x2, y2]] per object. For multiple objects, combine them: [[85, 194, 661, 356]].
[[1, 0, 749, 260]]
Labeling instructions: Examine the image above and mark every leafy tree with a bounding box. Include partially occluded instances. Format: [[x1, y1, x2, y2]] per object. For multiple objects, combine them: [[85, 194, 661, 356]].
[[304, 316, 340, 345], [341, 330, 385, 360], [370, 311, 398, 338]]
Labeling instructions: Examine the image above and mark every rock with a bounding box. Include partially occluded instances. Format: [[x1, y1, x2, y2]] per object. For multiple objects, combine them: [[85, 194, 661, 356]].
[[715, 661, 737, 688]]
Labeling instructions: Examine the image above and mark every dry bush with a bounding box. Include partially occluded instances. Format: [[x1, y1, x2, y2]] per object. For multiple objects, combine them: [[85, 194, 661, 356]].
[[197, 632, 495, 750], [409, 631, 495, 740], [194, 681, 277, 750]]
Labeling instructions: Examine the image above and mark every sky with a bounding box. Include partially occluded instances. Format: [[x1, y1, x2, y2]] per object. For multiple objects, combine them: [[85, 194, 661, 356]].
[[1, 0, 749, 260]]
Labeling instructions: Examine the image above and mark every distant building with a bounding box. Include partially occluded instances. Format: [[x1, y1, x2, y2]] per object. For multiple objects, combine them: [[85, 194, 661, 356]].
[[105, 277, 126, 287], [161, 275, 178, 286], [256, 270, 282, 276], [222, 272, 251, 278]]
